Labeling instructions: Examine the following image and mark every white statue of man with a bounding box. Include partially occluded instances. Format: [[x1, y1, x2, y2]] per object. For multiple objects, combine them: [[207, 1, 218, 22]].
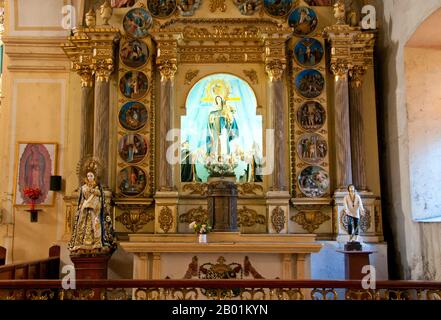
[[343, 184, 365, 242]]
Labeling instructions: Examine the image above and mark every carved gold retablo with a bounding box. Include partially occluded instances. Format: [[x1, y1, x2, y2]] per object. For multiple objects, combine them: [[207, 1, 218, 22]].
[[265, 59, 286, 82]]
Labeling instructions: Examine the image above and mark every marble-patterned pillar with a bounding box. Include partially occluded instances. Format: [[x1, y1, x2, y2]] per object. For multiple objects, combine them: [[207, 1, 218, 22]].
[[331, 64, 353, 190], [93, 74, 111, 188], [349, 66, 367, 191], [157, 59, 177, 191], [265, 59, 287, 191], [80, 74, 94, 160]]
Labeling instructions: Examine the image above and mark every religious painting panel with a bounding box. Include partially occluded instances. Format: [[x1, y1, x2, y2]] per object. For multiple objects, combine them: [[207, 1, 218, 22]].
[[288, 6, 318, 36], [111, 0, 136, 8], [120, 39, 149, 68], [263, 0, 293, 17], [296, 100, 326, 131], [14, 143, 58, 206], [118, 101, 149, 131], [177, 0, 201, 16], [303, 0, 332, 6], [295, 69, 324, 99], [181, 73, 263, 183], [123, 8, 153, 39], [148, 0, 177, 18], [296, 133, 327, 164], [298, 166, 329, 198], [118, 134, 148, 164], [233, 0, 262, 16], [119, 71, 149, 99], [294, 38, 323, 67], [118, 166, 147, 196]]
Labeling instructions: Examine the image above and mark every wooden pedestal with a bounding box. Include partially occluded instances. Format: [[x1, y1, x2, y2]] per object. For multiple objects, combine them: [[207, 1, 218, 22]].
[[337, 250, 374, 280], [70, 254, 111, 280]]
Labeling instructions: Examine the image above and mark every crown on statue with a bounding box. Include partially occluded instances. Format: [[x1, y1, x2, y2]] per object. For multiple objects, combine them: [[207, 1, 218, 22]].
[[77, 156, 104, 185]]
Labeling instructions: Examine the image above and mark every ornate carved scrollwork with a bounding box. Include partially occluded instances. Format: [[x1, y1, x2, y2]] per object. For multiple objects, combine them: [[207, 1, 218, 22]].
[[237, 183, 264, 195], [184, 70, 200, 85], [158, 206, 174, 233], [179, 206, 209, 224], [182, 183, 208, 195], [116, 207, 155, 233], [243, 69, 259, 85], [237, 206, 266, 227], [271, 206, 285, 233], [291, 210, 330, 233]]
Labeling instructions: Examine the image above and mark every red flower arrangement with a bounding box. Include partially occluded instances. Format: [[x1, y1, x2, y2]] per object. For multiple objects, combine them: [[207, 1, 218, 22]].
[[23, 187, 42, 210]]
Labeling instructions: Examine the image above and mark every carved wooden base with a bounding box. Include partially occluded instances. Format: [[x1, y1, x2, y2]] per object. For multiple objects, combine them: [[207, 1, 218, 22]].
[[70, 254, 111, 280]]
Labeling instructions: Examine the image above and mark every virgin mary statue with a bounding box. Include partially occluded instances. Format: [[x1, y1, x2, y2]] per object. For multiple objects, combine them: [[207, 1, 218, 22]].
[[68, 160, 115, 255], [206, 96, 239, 158]]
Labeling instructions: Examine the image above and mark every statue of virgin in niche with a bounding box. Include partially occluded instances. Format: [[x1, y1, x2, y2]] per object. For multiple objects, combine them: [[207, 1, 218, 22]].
[[206, 96, 239, 158]]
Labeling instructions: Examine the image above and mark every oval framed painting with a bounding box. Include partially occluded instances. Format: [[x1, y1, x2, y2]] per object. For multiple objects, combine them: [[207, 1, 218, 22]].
[[294, 38, 324, 67], [119, 71, 149, 100], [119, 101, 149, 131], [295, 69, 325, 99], [148, 0, 177, 18], [296, 133, 328, 165], [118, 134, 148, 164], [118, 166, 147, 197], [263, 0, 293, 17], [123, 7, 153, 39], [298, 166, 329, 198], [296, 101, 326, 131], [288, 6, 318, 36], [120, 39, 149, 68]]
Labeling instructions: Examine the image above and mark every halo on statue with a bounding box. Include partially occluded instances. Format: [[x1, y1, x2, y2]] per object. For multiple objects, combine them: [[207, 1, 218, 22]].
[[76, 156, 104, 186]]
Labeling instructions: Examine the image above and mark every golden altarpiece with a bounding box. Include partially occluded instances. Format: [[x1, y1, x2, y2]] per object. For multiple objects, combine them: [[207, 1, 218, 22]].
[[61, 0, 383, 280]]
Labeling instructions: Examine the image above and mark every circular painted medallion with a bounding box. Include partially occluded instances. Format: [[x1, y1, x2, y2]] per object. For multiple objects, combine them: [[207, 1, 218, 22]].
[[295, 69, 325, 99], [288, 6, 318, 36], [120, 39, 149, 68], [148, 0, 177, 18], [298, 166, 329, 198], [263, 0, 293, 17], [123, 8, 153, 39], [118, 134, 148, 164], [296, 101, 326, 132], [118, 101, 149, 131], [294, 38, 324, 67], [297, 133, 327, 165], [119, 71, 149, 100], [118, 166, 147, 196]]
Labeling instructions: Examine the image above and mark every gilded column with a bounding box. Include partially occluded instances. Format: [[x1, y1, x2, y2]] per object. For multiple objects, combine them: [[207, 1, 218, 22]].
[[62, 35, 96, 169], [349, 65, 367, 190], [331, 61, 353, 189], [79, 69, 95, 160], [89, 28, 120, 188], [157, 51, 177, 191], [265, 59, 287, 191]]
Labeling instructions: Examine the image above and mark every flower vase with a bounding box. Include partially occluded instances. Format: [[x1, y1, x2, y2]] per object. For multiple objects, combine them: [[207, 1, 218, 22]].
[[30, 200, 36, 211], [198, 234, 207, 244]]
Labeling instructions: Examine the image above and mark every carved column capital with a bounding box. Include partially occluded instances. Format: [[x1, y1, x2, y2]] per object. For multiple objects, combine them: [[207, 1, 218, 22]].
[[158, 59, 178, 82], [349, 65, 367, 88], [265, 59, 286, 82], [330, 60, 351, 79]]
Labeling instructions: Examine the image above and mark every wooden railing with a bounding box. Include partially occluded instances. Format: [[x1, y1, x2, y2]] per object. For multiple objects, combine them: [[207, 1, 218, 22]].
[[0, 245, 60, 280], [0, 279, 440, 300]]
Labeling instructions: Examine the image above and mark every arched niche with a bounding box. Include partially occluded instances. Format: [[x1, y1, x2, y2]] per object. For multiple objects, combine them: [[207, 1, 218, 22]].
[[180, 73, 263, 183], [405, 7, 441, 221]]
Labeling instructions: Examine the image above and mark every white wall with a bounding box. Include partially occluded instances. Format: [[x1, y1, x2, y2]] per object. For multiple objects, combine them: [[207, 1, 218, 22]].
[[373, 0, 441, 279]]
